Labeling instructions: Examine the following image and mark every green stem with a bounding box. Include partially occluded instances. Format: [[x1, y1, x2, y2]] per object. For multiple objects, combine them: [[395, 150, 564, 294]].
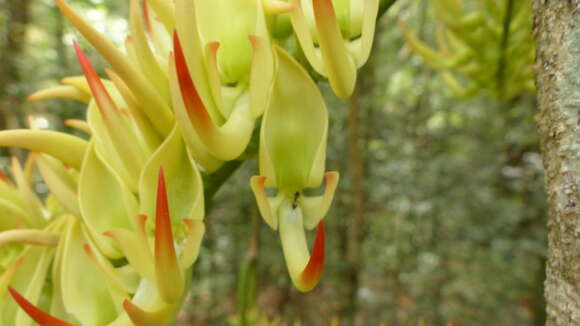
[[203, 159, 244, 212], [202, 124, 261, 212]]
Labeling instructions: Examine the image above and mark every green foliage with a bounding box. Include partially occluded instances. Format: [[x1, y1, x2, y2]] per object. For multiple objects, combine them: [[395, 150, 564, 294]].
[[400, 0, 535, 101]]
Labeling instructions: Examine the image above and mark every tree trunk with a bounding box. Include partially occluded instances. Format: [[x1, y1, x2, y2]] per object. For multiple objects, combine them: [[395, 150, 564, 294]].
[[533, 2, 580, 325]]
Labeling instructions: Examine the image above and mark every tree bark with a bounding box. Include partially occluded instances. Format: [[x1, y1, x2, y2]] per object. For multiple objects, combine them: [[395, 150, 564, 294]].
[[533, 2, 580, 325]]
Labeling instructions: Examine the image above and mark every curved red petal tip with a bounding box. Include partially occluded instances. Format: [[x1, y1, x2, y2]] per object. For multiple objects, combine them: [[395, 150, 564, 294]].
[[123, 299, 148, 325], [155, 167, 169, 228], [300, 222, 325, 290], [8, 287, 76, 326], [172, 32, 211, 125], [154, 167, 178, 272], [73, 40, 117, 118]]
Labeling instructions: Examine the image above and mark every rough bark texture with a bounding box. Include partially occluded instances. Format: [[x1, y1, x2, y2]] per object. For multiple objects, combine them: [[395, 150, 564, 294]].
[[533, 2, 580, 325]]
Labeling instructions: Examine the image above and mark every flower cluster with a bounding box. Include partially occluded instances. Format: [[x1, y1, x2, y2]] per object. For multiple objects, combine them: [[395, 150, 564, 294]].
[[399, 0, 534, 101], [0, 0, 379, 324]]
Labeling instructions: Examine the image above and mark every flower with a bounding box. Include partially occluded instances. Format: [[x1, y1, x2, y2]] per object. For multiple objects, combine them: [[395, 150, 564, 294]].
[[2, 168, 204, 326], [250, 47, 339, 292], [287, 0, 380, 98]]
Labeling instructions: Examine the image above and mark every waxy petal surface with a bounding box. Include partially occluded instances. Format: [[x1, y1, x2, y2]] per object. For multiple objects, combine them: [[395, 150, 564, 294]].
[[154, 168, 184, 303], [8, 287, 75, 326], [0, 130, 87, 169]]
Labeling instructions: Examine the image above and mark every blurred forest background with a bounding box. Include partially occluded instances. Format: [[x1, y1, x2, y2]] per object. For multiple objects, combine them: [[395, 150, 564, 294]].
[[0, 0, 547, 325]]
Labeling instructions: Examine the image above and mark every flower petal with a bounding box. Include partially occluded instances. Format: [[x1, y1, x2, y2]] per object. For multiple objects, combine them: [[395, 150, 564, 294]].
[[250, 176, 277, 230], [248, 34, 274, 118], [167, 53, 224, 172], [36, 154, 80, 216], [55, 0, 174, 135], [302, 171, 339, 230], [278, 200, 325, 292], [27, 86, 90, 103], [299, 222, 325, 291], [59, 219, 118, 325], [179, 218, 205, 269], [173, 33, 255, 161], [0, 230, 59, 247], [79, 141, 138, 259], [0, 130, 87, 169], [154, 167, 184, 303], [138, 125, 204, 223], [8, 287, 75, 326], [261, 46, 328, 190], [129, 0, 169, 101], [312, 0, 356, 98]]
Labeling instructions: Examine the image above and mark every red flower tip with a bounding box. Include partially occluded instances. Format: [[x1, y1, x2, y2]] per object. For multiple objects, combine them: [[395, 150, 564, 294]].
[[154, 167, 183, 302], [123, 299, 147, 325], [8, 287, 76, 326], [73, 40, 118, 118], [173, 32, 211, 126], [299, 221, 325, 291]]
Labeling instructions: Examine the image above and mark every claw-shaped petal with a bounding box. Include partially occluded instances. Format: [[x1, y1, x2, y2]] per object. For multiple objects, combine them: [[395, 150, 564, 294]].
[[0, 130, 87, 169], [173, 33, 254, 161], [312, 0, 356, 98], [55, 0, 173, 135], [8, 287, 76, 326], [74, 41, 147, 187], [154, 167, 184, 303], [167, 53, 224, 172], [27, 85, 91, 103], [299, 222, 325, 291], [279, 198, 325, 292], [0, 230, 59, 247], [122, 299, 174, 326]]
